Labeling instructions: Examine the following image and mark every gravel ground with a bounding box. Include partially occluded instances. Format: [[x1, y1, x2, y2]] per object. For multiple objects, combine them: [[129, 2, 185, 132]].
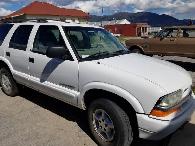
[[0, 55, 194, 146], [0, 89, 194, 146]]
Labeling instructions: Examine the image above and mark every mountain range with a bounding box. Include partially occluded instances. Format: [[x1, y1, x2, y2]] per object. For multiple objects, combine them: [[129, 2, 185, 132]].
[[89, 12, 194, 27]]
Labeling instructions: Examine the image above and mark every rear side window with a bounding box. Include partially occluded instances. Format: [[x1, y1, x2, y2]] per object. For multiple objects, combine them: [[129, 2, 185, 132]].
[[9, 25, 33, 50], [0, 24, 13, 46]]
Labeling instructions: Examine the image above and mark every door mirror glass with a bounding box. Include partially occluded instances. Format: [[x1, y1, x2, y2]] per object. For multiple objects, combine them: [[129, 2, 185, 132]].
[[46, 46, 72, 60]]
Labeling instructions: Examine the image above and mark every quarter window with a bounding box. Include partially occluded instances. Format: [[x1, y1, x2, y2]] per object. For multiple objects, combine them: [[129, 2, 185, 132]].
[[0, 24, 13, 46], [9, 25, 33, 50]]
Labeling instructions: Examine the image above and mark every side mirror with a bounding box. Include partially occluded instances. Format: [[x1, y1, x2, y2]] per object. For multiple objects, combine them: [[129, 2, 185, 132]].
[[46, 46, 72, 60]]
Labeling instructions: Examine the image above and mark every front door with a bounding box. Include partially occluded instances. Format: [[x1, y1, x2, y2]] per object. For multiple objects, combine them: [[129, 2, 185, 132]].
[[28, 25, 79, 105], [161, 28, 178, 56], [175, 28, 195, 58]]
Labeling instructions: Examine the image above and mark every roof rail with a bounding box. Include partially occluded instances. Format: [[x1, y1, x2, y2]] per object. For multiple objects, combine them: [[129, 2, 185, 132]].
[[26, 19, 48, 23], [1, 18, 81, 24], [1, 18, 48, 23]]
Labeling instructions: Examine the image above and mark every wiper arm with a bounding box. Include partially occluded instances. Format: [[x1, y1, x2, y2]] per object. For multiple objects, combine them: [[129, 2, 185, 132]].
[[85, 51, 111, 60], [112, 50, 130, 55]]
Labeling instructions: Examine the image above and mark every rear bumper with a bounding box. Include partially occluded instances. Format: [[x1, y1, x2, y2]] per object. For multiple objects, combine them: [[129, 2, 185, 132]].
[[136, 96, 194, 140]]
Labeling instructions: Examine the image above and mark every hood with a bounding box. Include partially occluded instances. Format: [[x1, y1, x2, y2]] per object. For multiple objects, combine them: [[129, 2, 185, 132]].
[[98, 54, 192, 93]]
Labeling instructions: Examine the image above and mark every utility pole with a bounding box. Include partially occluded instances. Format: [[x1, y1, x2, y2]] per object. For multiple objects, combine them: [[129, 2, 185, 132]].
[[101, 6, 104, 27]]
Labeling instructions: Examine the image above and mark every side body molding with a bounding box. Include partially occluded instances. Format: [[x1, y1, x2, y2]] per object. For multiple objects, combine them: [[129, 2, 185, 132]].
[[78, 82, 145, 113]]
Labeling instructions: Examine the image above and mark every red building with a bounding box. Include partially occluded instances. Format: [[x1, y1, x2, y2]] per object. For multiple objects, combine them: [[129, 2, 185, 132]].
[[105, 23, 149, 37]]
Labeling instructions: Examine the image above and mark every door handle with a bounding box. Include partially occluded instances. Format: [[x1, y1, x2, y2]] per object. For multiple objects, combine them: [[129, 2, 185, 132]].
[[6, 52, 10, 57], [29, 57, 34, 63]]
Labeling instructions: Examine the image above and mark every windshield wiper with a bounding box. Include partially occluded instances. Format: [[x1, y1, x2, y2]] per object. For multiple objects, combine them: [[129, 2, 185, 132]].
[[112, 50, 130, 55], [85, 51, 111, 60]]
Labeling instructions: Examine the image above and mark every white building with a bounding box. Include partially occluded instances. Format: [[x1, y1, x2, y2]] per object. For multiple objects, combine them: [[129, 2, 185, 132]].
[[148, 27, 162, 34], [89, 19, 131, 26]]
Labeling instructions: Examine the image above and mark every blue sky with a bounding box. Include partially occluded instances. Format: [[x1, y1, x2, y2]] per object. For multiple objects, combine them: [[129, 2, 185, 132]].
[[0, 0, 195, 19]]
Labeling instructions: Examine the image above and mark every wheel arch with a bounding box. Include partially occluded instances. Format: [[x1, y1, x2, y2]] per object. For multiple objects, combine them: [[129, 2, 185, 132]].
[[129, 45, 144, 53], [80, 82, 144, 114], [0, 57, 13, 73], [81, 82, 143, 138]]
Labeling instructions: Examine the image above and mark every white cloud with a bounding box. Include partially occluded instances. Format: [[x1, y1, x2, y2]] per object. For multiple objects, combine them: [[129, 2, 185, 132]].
[[0, 8, 12, 16], [1, 0, 195, 19], [64, 0, 195, 18]]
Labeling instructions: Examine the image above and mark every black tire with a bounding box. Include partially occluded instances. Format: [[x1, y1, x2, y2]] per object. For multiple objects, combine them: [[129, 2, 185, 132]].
[[131, 48, 142, 54], [88, 98, 133, 146], [0, 68, 19, 97]]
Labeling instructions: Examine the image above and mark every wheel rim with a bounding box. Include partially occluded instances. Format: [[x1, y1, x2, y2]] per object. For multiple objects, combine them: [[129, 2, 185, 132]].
[[92, 109, 115, 142], [1, 74, 11, 92]]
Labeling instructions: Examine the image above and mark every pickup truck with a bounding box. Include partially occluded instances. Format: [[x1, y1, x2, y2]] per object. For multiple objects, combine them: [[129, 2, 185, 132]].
[[126, 26, 195, 58], [0, 20, 194, 146]]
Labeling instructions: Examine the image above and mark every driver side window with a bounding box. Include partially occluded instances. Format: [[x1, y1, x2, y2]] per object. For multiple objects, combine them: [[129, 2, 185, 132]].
[[32, 25, 66, 55]]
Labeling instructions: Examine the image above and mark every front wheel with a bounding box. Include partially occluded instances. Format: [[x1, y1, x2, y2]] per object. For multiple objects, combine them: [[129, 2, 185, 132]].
[[88, 98, 133, 146], [0, 68, 19, 97]]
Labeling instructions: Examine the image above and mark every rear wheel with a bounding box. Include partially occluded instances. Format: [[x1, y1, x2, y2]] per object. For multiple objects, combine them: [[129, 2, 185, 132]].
[[88, 98, 133, 146], [0, 68, 19, 96]]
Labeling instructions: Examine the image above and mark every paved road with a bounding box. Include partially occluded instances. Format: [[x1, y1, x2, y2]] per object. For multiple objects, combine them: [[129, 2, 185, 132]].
[[0, 56, 195, 146]]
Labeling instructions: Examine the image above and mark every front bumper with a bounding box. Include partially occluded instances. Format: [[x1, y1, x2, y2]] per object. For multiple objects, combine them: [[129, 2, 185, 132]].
[[136, 96, 194, 140]]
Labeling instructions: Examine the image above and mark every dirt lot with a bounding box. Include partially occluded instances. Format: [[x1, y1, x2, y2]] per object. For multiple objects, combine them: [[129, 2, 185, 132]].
[[0, 56, 195, 146]]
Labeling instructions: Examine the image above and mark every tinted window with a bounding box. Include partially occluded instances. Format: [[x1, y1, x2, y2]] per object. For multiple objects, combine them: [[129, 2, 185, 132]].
[[167, 29, 178, 38], [158, 29, 178, 38], [9, 25, 33, 50], [32, 25, 66, 55], [0, 24, 13, 46]]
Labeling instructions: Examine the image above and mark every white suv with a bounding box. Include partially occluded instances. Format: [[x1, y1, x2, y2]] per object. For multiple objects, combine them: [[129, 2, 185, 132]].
[[0, 20, 194, 146]]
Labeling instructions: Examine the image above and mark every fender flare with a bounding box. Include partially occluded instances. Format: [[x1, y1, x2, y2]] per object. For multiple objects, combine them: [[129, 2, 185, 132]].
[[0, 57, 14, 73], [79, 82, 145, 113]]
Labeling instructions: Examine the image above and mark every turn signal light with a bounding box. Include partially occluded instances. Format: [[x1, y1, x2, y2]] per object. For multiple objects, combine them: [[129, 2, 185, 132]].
[[150, 108, 179, 117]]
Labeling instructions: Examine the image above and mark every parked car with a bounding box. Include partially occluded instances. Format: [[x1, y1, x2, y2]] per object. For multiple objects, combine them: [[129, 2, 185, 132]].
[[0, 21, 194, 146], [126, 25, 195, 58]]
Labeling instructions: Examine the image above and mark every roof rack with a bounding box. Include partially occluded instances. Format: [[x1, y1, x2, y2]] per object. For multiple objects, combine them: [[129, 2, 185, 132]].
[[0, 18, 48, 23], [26, 19, 48, 23], [1, 18, 81, 24]]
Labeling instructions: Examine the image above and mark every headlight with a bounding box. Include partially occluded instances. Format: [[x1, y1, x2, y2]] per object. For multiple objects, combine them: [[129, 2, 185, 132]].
[[156, 89, 183, 110], [150, 89, 183, 117]]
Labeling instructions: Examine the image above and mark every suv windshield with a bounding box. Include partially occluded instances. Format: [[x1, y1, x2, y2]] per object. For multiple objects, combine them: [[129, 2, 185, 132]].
[[63, 27, 129, 60]]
